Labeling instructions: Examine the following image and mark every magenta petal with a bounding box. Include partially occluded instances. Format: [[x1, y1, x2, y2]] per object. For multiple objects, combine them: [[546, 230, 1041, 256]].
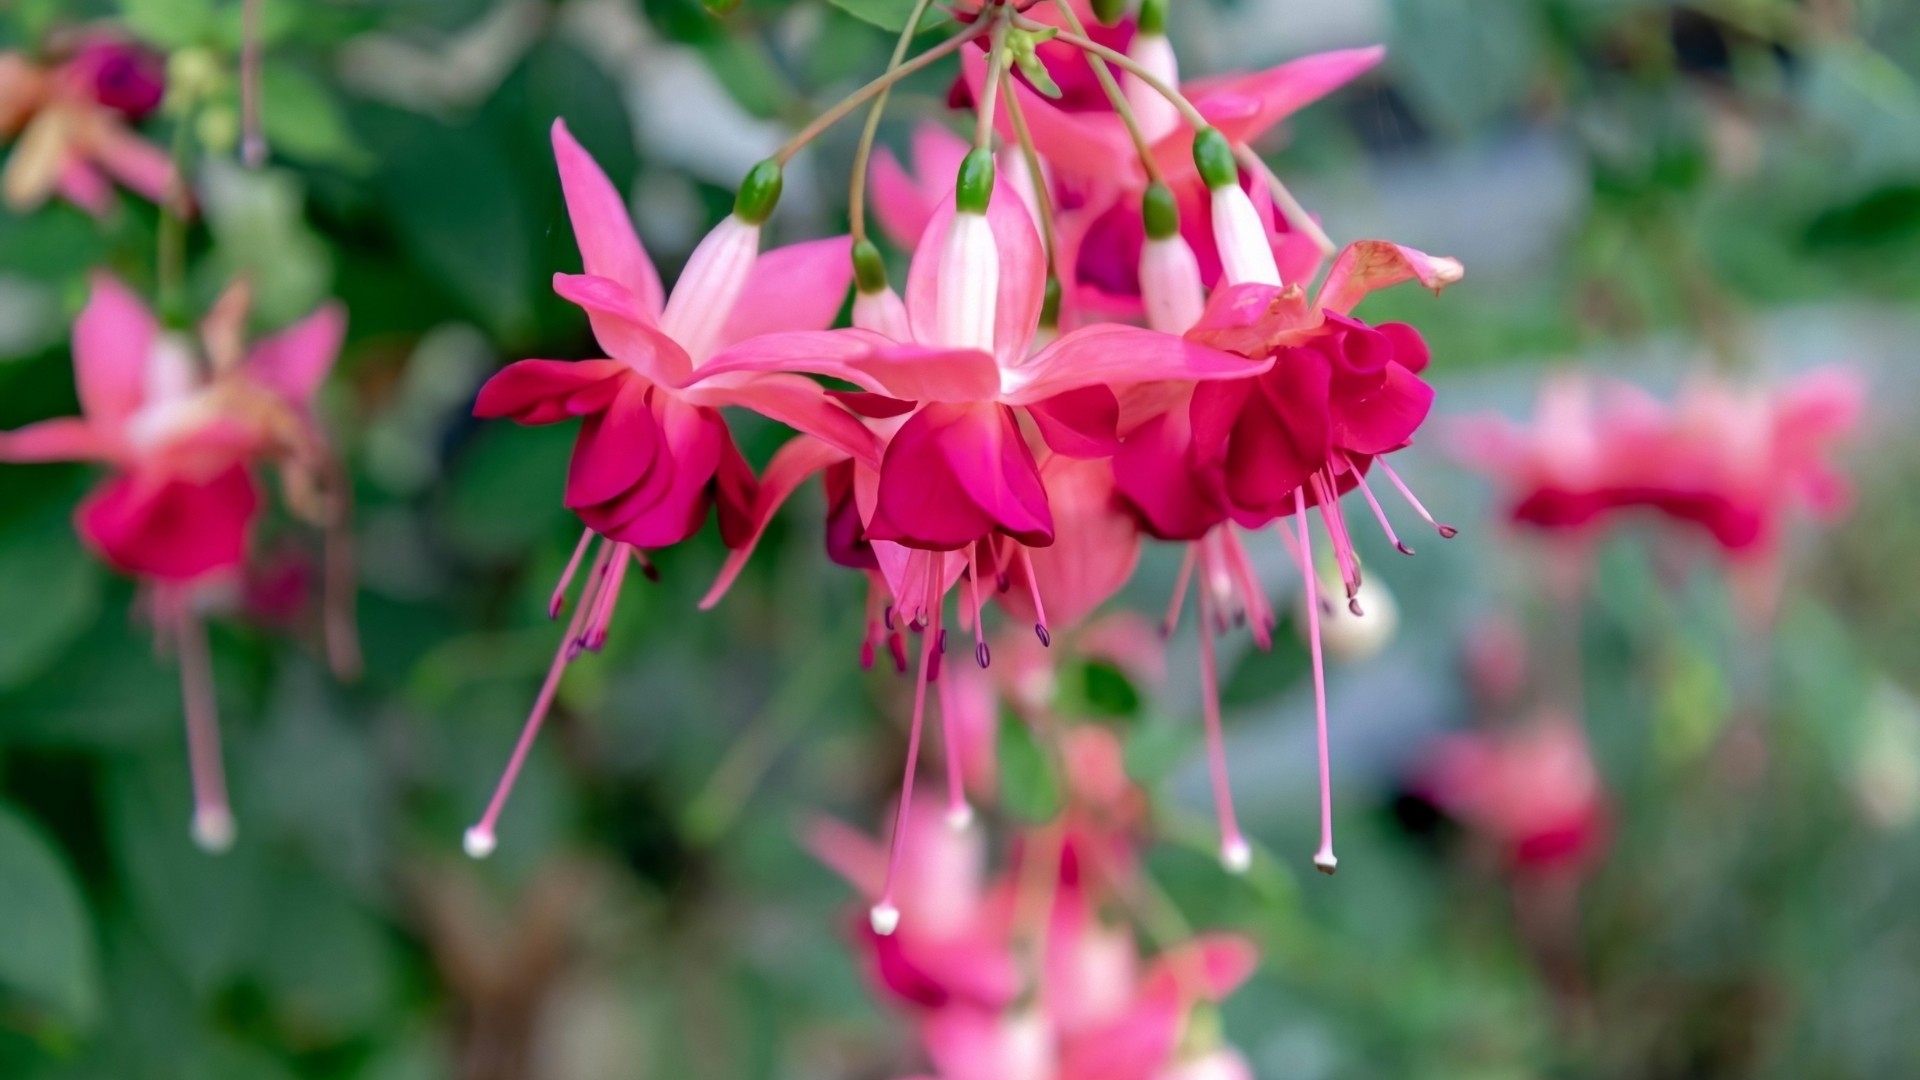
[[1221, 347, 1331, 521], [716, 235, 855, 351], [1005, 324, 1266, 405], [1333, 361, 1433, 455], [0, 417, 112, 462], [595, 398, 726, 549], [1025, 385, 1120, 458], [474, 359, 630, 424], [567, 376, 658, 508], [73, 271, 157, 432], [1378, 320, 1430, 373], [552, 118, 665, 320], [1113, 410, 1225, 542], [869, 403, 1052, 549], [77, 465, 258, 582], [552, 272, 694, 386], [243, 302, 345, 408]]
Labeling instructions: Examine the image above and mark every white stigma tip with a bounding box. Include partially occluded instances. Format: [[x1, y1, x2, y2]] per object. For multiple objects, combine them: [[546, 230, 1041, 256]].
[[869, 903, 901, 936], [463, 827, 497, 859], [1313, 850, 1339, 875], [1221, 838, 1252, 874], [191, 809, 236, 854], [946, 804, 974, 832]]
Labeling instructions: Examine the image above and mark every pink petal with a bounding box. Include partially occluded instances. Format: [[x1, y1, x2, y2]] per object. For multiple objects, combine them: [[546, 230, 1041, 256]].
[[590, 397, 726, 549], [716, 235, 855, 351], [243, 302, 345, 408], [567, 375, 659, 508], [1332, 361, 1433, 455], [1003, 324, 1267, 405], [905, 174, 1047, 366], [552, 272, 693, 385], [699, 435, 850, 609], [1216, 346, 1332, 521], [1316, 240, 1464, 316], [1112, 408, 1224, 541], [551, 118, 665, 321], [0, 417, 112, 462], [868, 402, 1052, 549], [85, 119, 178, 209], [1186, 46, 1387, 145], [55, 158, 112, 217], [869, 144, 939, 254], [474, 359, 630, 424], [1024, 385, 1119, 458], [688, 371, 881, 467], [698, 330, 1000, 405], [998, 455, 1139, 631], [73, 271, 156, 432], [77, 464, 258, 582], [1378, 320, 1429, 373], [1185, 282, 1315, 356]]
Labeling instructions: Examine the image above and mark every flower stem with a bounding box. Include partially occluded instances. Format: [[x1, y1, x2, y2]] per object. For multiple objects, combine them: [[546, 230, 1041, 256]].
[[1023, 14, 1209, 132], [974, 11, 1012, 152], [1043, 0, 1166, 186], [777, 22, 990, 166], [1235, 142, 1335, 257], [156, 112, 195, 325], [849, 0, 943, 244], [999, 68, 1060, 270], [240, 0, 267, 167]]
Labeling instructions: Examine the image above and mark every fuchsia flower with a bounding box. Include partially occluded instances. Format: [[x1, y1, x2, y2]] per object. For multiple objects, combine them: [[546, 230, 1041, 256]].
[[1453, 367, 1862, 559], [0, 36, 180, 216], [0, 272, 345, 851], [461, 121, 881, 858], [1421, 711, 1609, 872]]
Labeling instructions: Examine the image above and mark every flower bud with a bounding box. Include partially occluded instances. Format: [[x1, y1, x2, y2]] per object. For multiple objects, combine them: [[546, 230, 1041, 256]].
[[1143, 181, 1179, 240], [1091, 0, 1126, 26], [1124, 2, 1180, 143], [1192, 128, 1238, 190], [1138, 0, 1168, 34], [852, 238, 889, 295], [954, 148, 995, 214], [733, 158, 783, 224], [1140, 233, 1204, 334], [660, 215, 761, 365], [853, 285, 912, 341]]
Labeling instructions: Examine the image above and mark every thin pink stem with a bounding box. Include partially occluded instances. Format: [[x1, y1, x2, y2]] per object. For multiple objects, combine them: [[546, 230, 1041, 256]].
[[1295, 488, 1337, 874], [967, 542, 989, 668], [1018, 546, 1050, 646], [582, 543, 633, 652], [1197, 586, 1249, 873], [1162, 543, 1197, 637], [987, 534, 1010, 591], [550, 527, 596, 619], [937, 653, 972, 831], [1220, 526, 1273, 648], [1344, 453, 1413, 555], [874, 605, 940, 934], [1377, 456, 1457, 538], [174, 597, 234, 853], [240, 0, 266, 166], [1311, 472, 1360, 601]]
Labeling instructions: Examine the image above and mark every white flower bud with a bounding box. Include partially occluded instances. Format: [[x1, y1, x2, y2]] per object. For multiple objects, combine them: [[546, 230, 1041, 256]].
[[1211, 184, 1280, 287], [935, 210, 998, 352], [1140, 233, 1205, 334]]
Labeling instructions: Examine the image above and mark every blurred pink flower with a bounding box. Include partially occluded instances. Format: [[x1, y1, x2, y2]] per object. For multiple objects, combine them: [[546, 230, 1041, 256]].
[[1421, 711, 1609, 871], [0, 37, 181, 216]]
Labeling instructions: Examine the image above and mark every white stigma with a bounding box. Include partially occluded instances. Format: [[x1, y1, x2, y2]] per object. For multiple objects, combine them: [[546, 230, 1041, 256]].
[[1123, 33, 1181, 145], [1313, 849, 1339, 875], [945, 803, 974, 832], [463, 826, 498, 859], [869, 902, 901, 936], [935, 210, 998, 353], [659, 214, 760, 366], [1211, 183, 1280, 287], [192, 807, 236, 853], [1140, 234, 1205, 335], [1221, 837, 1252, 874]]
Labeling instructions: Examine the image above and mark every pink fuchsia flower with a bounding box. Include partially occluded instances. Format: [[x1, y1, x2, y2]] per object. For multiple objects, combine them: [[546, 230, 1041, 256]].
[[0, 272, 346, 852], [1419, 710, 1609, 872], [0, 37, 180, 216], [461, 120, 879, 859]]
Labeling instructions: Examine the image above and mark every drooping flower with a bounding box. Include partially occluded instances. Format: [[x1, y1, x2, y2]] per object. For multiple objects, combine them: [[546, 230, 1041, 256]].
[[0, 35, 180, 216], [1420, 710, 1609, 873], [460, 120, 880, 858], [0, 273, 347, 851]]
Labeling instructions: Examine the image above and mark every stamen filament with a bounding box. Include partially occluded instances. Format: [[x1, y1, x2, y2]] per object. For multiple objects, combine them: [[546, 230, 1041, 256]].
[[1196, 585, 1249, 873], [1310, 471, 1360, 600], [937, 658, 972, 830], [1294, 488, 1337, 874], [582, 543, 633, 652], [173, 596, 235, 853], [551, 527, 597, 619], [1162, 542, 1196, 637], [967, 542, 990, 668], [1377, 457, 1457, 538], [873, 605, 940, 935], [1018, 545, 1050, 646], [1220, 526, 1273, 648], [1343, 452, 1412, 555]]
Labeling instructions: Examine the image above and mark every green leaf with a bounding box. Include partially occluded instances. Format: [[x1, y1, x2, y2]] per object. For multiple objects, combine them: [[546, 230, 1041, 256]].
[[1221, 631, 1309, 707], [119, 0, 215, 49], [0, 803, 100, 1027], [443, 421, 574, 565], [261, 66, 369, 169], [997, 711, 1061, 823], [819, 0, 948, 34], [1124, 719, 1196, 787], [0, 504, 101, 688], [1082, 661, 1140, 718]]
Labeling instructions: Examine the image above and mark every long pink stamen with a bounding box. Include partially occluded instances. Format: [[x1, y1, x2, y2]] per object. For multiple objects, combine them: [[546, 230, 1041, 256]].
[[987, 534, 1010, 592], [1196, 586, 1250, 873], [550, 527, 596, 619], [1343, 453, 1413, 555], [1018, 545, 1049, 647], [873, 606, 939, 935], [1311, 472, 1361, 603], [581, 543, 633, 652], [173, 595, 234, 853], [1377, 457, 1457, 538], [466, 540, 608, 858], [1220, 527, 1273, 649], [1163, 543, 1197, 637], [1295, 488, 1337, 875], [1275, 518, 1334, 617], [967, 542, 990, 668], [937, 655, 972, 831]]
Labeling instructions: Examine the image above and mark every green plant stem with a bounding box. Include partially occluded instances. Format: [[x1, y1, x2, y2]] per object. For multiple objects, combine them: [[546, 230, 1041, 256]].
[[1044, 0, 1167, 186], [1020, 14, 1210, 132], [849, 0, 942, 244], [1000, 68, 1060, 273], [776, 21, 991, 166], [974, 11, 1012, 152]]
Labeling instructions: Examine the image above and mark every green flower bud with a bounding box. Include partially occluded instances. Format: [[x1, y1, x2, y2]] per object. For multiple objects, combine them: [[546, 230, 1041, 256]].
[[1138, 0, 1168, 35], [1090, 0, 1127, 26], [1192, 127, 1238, 190], [955, 148, 995, 214], [734, 159, 784, 224], [852, 239, 889, 295], [1142, 182, 1180, 240], [1040, 276, 1062, 329]]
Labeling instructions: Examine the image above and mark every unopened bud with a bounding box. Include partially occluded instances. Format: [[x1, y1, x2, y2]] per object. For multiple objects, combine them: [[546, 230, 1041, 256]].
[[1091, 0, 1126, 26], [852, 238, 889, 295], [954, 148, 995, 214], [1192, 127, 1238, 190], [734, 159, 784, 224], [1138, 0, 1168, 34], [1143, 182, 1179, 240]]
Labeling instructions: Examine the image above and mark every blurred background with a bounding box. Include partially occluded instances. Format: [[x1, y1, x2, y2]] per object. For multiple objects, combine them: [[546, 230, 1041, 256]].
[[1, 0, 1918, 1077]]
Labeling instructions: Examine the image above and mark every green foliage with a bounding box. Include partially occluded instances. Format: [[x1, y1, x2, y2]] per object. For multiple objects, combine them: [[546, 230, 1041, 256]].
[[998, 710, 1062, 822], [0, 803, 99, 1028]]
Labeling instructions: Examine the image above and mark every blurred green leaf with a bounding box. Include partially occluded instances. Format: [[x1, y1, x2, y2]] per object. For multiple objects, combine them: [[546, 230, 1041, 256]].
[[997, 711, 1060, 823], [195, 161, 334, 329], [0, 504, 100, 689], [261, 66, 369, 170], [443, 420, 573, 565], [0, 803, 99, 1028], [1222, 631, 1309, 708], [119, 0, 214, 49], [1082, 661, 1140, 718], [820, 0, 945, 34], [1124, 718, 1196, 787]]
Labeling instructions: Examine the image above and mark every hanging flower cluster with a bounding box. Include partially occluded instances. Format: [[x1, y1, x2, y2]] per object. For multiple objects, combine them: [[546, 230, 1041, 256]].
[[0, 33, 179, 216], [463, 0, 1465, 940]]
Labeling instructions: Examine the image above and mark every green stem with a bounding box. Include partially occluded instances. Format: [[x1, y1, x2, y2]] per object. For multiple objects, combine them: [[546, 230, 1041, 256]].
[[974, 11, 1013, 152], [1044, 0, 1166, 186], [776, 22, 990, 166], [849, 0, 942, 244], [1022, 15, 1210, 132], [1000, 68, 1059, 273], [1235, 143, 1334, 256], [156, 110, 195, 326]]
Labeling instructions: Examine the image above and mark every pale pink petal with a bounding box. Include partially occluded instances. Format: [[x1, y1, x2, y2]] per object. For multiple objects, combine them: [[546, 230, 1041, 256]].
[[804, 814, 887, 898], [243, 302, 345, 409], [0, 417, 112, 462], [906, 176, 1047, 365], [716, 236, 854, 351], [86, 119, 178, 209], [1316, 240, 1464, 316], [870, 145, 939, 253], [700, 435, 850, 609], [698, 330, 1000, 405], [997, 456, 1140, 630], [686, 370, 880, 467], [55, 157, 111, 217], [551, 118, 665, 320], [73, 271, 157, 432], [552, 272, 693, 385], [1002, 324, 1267, 405], [1185, 45, 1387, 145]]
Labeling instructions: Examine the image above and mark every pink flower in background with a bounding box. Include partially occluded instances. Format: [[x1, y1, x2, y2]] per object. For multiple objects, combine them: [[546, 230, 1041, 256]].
[[0, 36, 181, 216], [463, 119, 880, 858], [0, 272, 346, 853], [1421, 711, 1609, 872]]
